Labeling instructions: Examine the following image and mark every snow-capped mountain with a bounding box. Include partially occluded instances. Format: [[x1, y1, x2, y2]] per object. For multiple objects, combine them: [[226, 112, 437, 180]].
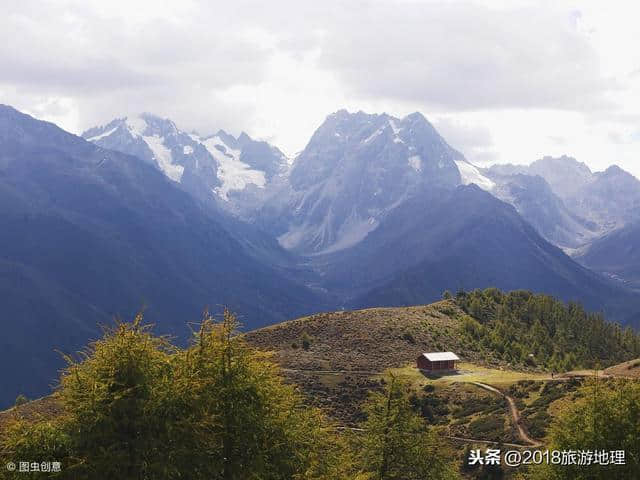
[[485, 156, 640, 248], [82, 114, 289, 214], [259, 110, 465, 254]]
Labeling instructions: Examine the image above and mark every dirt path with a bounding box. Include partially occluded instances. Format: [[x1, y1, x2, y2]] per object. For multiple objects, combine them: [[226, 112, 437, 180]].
[[471, 382, 542, 447]]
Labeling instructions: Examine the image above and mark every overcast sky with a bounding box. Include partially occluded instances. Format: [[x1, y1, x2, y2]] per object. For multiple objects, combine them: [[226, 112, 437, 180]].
[[2, 0, 639, 177]]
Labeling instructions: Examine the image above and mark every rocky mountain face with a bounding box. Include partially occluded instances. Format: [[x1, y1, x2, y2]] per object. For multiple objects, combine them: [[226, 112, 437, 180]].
[[259, 110, 463, 254], [526, 156, 640, 234], [572, 165, 640, 232], [486, 170, 597, 249], [303, 184, 639, 324], [486, 156, 640, 247], [84, 109, 640, 315], [0, 105, 323, 408], [527, 156, 595, 200], [483, 156, 640, 292], [83, 114, 296, 266]]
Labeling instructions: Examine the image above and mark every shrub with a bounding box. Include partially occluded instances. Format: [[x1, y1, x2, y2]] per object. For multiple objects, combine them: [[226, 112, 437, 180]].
[[402, 332, 416, 344], [468, 415, 505, 441], [301, 332, 312, 350]]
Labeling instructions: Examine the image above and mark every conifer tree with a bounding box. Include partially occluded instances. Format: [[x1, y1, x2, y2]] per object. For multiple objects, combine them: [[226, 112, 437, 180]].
[[356, 375, 458, 480], [0, 311, 353, 480], [530, 378, 640, 479], [168, 309, 350, 479]]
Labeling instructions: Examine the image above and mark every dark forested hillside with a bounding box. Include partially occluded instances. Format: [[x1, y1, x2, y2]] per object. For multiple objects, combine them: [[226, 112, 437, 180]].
[[456, 288, 640, 371]]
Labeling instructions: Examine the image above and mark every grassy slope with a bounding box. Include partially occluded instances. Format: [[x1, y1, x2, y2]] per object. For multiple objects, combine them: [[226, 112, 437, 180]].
[[243, 300, 550, 426], [604, 358, 640, 378], [244, 300, 628, 446], [244, 300, 491, 373], [0, 395, 63, 432]]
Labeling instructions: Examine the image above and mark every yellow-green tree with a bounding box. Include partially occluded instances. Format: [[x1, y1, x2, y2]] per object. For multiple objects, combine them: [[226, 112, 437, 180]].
[[2, 315, 174, 479], [356, 375, 459, 480], [0, 311, 353, 480], [166, 309, 350, 479], [530, 378, 640, 479]]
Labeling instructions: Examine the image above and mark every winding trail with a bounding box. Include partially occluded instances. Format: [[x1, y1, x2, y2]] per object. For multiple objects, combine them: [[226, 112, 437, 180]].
[[471, 382, 542, 447]]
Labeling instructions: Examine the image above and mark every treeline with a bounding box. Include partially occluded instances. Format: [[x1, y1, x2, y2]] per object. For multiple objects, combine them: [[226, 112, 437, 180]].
[[0, 311, 458, 480], [455, 288, 640, 371]]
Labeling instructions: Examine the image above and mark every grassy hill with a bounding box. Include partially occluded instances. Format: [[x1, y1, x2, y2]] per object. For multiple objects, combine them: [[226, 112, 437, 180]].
[[244, 300, 482, 422], [243, 299, 550, 426], [244, 300, 492, 372], [604, 358, 640, 378], [244, 295, 639, 445]]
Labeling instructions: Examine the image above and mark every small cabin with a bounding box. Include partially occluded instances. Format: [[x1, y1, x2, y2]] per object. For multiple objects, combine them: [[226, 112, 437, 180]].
[[417, 352, 460, 372]]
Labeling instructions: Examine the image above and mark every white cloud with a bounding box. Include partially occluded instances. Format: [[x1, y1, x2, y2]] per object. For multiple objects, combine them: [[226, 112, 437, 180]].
[[0, 0, 639, 178], [315, 2, 609, 112]]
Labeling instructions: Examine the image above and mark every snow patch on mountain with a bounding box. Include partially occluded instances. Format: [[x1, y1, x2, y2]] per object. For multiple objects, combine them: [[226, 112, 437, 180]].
[[144, 134, 184, 182], [364, 127, 384, 143], [455, 160, 495, 190], [86, 126, 118, 142], [388, 118, 400, 135], [321, 214, 380, 254], [388, 118, 404, 144], [408, 155, 422, 172], [126, 116, 147, 137], [201, 136, 266, 200], [278, 210, 380, 255]]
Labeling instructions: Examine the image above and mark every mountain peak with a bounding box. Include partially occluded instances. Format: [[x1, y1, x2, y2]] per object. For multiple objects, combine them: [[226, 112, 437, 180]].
[[330, 108, 352, 118], [533, 155, 592, 175], [404, 111, 428, 123], [0, 104, 89, 151], [599, 164, 635, 179], [280, 108, 464, 253], [594, 164, 640, 187]]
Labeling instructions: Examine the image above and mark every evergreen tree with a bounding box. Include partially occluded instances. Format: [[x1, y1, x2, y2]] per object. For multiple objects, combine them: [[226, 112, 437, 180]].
[[456, 289, 640, 371], [0, 311, 352, 480], [168, 309, 348, 479], [530, 378, 640, 479], [356, 375, 458, 480]]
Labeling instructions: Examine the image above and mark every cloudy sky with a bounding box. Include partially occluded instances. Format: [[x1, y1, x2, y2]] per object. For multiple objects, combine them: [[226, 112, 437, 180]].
[[2, 0, 639, 177]]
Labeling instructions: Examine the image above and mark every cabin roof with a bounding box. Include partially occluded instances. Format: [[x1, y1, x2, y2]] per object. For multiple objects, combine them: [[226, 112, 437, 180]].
[[421, 352, 460, 361]]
